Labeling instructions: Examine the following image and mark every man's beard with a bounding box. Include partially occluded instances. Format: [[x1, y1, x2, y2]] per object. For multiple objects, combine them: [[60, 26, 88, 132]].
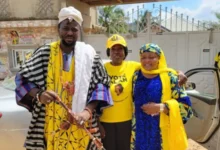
[[61, 39, 76, 47]]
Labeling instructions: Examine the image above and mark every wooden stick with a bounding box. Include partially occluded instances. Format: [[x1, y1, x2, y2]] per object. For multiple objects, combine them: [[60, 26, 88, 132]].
[[53, 93, 105, 150]]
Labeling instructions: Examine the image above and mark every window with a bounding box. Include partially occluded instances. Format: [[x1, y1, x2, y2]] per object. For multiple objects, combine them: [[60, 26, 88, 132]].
[[187, 71, 217, 99], [12, 49, 34, 68]]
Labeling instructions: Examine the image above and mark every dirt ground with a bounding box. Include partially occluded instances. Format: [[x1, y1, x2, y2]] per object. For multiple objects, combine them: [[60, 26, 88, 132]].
[[187, 139, 208, 150]]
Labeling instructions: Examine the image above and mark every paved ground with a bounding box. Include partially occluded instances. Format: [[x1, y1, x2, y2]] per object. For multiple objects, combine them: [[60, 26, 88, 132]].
[[0, 81, 14, 98], [187, 139, 208, 150]]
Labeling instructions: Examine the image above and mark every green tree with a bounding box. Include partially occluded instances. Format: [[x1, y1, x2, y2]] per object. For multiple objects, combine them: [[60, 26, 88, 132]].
[[131, 10, 161, 33], [127, 10, 149, 33], [215, 12, 220, 21], [203, 12, 220, 29], [98, 6, 128, 34]]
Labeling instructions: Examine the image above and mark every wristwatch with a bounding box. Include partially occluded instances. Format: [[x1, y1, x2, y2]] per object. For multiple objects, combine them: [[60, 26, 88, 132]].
[[160, 103, 165, 112]]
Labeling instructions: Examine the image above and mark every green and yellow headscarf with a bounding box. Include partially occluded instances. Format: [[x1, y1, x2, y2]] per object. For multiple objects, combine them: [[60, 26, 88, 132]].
[[139, 43, 172, 73], [139, 43, 188, 150]]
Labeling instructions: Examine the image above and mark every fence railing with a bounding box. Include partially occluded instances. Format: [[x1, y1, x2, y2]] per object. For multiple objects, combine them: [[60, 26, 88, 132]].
[[91, 4, 220, 35]]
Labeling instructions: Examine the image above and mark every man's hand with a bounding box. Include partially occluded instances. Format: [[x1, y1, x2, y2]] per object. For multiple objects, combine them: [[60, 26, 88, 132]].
[[39, 90, 57, 104], [75, 110, 91, 126], [74, 101, 97, 126], [177, 71, 187, 86]]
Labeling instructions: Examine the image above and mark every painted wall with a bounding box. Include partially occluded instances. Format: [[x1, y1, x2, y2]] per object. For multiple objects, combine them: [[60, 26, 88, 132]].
[[66, 0, 98, 28], [6, 0, 60, 19], [0, 20, 58, 76], [84, 31, 220, 72], [0, 0, 97, 29]]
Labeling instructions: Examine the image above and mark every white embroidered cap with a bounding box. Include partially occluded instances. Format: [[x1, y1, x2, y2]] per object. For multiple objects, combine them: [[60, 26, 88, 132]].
[[58, 6, 83, 26]]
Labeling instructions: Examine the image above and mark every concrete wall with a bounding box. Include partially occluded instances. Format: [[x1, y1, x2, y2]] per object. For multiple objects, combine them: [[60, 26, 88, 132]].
[[84, 31, 220, 150], [84, 31, 220, 72], [1, 0, 97, 29], [8, 0, 60, 19], [66, 0, 97, 28], [90, 7, 98, 26]]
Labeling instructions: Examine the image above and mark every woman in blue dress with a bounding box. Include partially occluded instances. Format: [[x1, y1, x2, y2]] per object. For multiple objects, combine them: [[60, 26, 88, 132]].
[[133, 43, 193, 150]]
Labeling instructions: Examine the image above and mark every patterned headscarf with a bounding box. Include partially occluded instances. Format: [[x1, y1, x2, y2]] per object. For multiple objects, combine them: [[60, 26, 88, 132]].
[[140, 43, 168, 71], [139, 43, 161, 56]]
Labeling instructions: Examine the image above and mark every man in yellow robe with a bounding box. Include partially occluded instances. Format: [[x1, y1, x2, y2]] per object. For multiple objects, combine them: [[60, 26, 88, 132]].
[[15, 6, 113, 150]]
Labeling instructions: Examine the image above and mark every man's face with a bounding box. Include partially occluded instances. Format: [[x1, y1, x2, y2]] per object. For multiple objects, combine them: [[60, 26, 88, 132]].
[[58, 19, 79, 47]]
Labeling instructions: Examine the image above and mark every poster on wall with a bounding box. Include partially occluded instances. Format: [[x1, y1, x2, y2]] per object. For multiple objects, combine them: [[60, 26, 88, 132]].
[[19, 32, 35, 44], [10, 31, 19, 45], [10, 30, 35, 45]]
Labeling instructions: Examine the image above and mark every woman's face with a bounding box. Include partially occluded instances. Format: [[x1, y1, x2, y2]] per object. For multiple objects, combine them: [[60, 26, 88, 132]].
[[110, 44, 125, 65], [140, 52, 160, 71], [11, 31, 16, 36]]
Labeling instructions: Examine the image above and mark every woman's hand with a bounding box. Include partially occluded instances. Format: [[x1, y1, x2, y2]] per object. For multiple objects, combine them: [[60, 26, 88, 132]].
[[141, 102, 160, 115], [177, 71, 187, 86], [141, 103, 169, 116]]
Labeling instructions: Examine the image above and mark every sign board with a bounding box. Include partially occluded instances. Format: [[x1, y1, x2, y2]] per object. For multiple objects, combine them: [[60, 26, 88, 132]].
[[19, 32, 35, 44], [203, 49, 210, 52], [10, 30, 35, 45]]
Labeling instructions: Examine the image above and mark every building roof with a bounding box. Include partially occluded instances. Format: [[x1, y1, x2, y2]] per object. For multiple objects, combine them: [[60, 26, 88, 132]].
[[80, 0, 173, 6]]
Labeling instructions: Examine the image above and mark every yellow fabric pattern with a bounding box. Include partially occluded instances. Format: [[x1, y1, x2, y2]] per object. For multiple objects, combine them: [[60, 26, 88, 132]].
[[45, 41, 89, 150], [140, 50, 188, 150], [100, 61, 140, 123], [214, 53, 220, 68]]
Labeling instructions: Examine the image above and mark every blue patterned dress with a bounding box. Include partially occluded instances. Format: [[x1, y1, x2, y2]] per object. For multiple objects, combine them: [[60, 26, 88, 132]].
[[133, 70, 193, 150]]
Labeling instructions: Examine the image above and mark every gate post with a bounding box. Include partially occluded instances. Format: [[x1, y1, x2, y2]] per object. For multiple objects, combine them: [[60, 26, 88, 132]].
[[147, 12, 152, 43]]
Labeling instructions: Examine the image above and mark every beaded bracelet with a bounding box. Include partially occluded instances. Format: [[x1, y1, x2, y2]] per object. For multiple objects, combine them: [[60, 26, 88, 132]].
[[36, 89, 44, 102]]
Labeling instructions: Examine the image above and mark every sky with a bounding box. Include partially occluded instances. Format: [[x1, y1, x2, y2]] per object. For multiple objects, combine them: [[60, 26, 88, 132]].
[[118, 0, 220, 22]]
